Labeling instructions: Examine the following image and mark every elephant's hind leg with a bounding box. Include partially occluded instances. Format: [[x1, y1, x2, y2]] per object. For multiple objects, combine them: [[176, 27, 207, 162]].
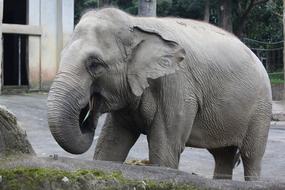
[[208, 146, 238, 180], [240, 109, 270, 181]]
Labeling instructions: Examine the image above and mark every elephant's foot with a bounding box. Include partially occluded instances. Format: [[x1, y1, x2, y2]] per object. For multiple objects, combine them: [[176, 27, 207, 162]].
[[241, 155, 261, 181], [125, 159, 151, 166], [208, 146, 238, 180]]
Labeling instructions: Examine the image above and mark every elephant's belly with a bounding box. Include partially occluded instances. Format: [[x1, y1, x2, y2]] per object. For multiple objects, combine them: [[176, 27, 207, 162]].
[[185, 122, 244, 149], [186, 125, 210, 148]]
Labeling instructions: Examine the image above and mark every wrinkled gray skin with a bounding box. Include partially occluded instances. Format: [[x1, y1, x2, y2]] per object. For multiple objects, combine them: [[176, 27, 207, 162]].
[[48, 8, 272, 181]]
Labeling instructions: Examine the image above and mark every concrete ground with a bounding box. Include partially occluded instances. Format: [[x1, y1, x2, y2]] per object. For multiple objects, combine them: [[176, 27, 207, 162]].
[[0, 93, 285, 181]]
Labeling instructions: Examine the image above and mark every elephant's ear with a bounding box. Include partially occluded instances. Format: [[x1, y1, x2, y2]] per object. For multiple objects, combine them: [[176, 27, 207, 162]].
[[127, 26, 186, 96]]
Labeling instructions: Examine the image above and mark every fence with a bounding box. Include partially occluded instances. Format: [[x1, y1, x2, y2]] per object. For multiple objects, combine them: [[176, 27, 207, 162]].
[[243, 38, 284, 73]]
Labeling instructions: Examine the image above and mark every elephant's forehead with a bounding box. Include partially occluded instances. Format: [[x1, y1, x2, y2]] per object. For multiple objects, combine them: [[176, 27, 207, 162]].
[[76, 17, 113, 36]]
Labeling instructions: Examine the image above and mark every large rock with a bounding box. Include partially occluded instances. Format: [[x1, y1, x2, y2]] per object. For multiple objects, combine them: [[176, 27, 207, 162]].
[[0, 106, 35, 157]]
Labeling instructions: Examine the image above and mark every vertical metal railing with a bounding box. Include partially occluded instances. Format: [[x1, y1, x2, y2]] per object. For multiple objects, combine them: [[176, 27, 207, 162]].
[[18, 35, 21, 86]]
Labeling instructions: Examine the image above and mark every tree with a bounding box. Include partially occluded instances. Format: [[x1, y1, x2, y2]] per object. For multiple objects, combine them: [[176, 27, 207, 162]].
[[233, 0, 270, 37], [219, 0, 233, 32], [170, 0, 205, 19], [283, 0, 285, 97], [98, 0, 111, 7], [243, 0, 282, 41], [204, 0, 210, 21], [117, 0, 138, 14], [74, 0, 98, 24], [138, 0, 157, 16]]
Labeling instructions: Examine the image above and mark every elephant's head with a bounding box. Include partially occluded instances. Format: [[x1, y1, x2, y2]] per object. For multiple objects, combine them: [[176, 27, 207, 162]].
[[48, 8, 185, 154]]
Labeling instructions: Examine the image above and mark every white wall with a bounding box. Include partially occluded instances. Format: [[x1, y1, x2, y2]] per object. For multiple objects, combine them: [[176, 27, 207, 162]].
[[40, 0, 74, 91], [57, 0, 74, 68], [60, 0, 74, 48]]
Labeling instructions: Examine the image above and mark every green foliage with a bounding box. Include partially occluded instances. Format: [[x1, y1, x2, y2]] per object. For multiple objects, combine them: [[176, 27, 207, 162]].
[[167, 0, 206, 19], [269, 72, 285, 84], [75, 0, 98, 24], [117, 0, 138, 15], [243, 0, 283, 42], [157, 0, 172, 16]]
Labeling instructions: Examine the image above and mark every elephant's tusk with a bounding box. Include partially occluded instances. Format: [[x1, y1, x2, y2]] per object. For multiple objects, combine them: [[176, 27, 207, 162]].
[[89, 98, 94, 110], [82, 109, 91, 125], [82, 97, 95, 127]]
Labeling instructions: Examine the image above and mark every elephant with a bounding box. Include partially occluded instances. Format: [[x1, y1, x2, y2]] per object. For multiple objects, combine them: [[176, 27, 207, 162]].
[[47, 8, 272, 181]]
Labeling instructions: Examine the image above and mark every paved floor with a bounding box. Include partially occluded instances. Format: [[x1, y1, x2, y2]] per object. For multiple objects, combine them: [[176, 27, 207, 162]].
[[0, 93, 285, 181]]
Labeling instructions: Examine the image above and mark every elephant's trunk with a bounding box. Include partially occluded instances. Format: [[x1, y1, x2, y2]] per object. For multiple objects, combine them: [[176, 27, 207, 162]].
[[48, 72, 98, 154]]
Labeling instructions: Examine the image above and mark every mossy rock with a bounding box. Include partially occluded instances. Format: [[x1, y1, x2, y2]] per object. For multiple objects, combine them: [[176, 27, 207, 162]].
[[0, 167, 199, 190], [0, 157, 285, 190], [0, 106, 35, 157]]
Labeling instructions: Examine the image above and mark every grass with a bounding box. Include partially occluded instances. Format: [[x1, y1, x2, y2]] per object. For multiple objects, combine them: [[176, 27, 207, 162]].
[[268, 72, 285, 84]]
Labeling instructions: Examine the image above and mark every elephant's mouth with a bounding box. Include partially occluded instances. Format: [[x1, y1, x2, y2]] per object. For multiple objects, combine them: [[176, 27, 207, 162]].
[[79, 95, 102, 133]]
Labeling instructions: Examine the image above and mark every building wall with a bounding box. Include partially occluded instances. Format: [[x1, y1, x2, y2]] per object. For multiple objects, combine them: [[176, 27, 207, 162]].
[[0, 0, 3, 93], [40, 0, 59, 90], [61, 0, 74, 48], [37, 0, 74, 91]]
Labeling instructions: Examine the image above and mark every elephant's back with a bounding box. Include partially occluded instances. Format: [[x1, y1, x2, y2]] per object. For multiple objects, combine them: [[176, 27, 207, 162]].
[[168, 18, 271, 94], [136, 16, 272, 107], [136, 17, 268, 83]]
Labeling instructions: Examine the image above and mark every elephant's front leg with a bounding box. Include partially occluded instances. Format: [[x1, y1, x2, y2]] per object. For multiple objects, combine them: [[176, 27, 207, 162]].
[[147, 105, 197, 169], [94, 113, 139, 162]]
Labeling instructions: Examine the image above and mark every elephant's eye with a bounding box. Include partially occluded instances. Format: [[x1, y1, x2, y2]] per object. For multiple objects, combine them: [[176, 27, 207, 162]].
[[86, 56, 107, 78]]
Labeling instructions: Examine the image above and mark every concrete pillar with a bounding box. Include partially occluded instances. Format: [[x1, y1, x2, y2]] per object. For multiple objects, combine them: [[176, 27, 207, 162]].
[[61, 0, 74, 48], [28, 0, 41, 91], [40, 0, 58, 90], [57, 0, 74, 68], [0, 0, 3, 94]]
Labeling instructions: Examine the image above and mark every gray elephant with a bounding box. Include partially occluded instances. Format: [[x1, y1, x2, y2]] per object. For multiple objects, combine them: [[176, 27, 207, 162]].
[[47, 8, 272, 181]]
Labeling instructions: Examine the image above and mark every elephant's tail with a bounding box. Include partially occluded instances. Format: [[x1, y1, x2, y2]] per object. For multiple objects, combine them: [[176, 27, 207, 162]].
[[233, 150, 241, 168]]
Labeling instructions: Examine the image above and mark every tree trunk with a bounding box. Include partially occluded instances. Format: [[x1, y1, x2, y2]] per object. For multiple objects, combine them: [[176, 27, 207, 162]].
[[204, 0, 210, 22], [138, 0, 157, 17], [283, 0, 285, 99], [219, 0, 233, 32], [0, 106, 35, 157], [98, 0, 111, 8]]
